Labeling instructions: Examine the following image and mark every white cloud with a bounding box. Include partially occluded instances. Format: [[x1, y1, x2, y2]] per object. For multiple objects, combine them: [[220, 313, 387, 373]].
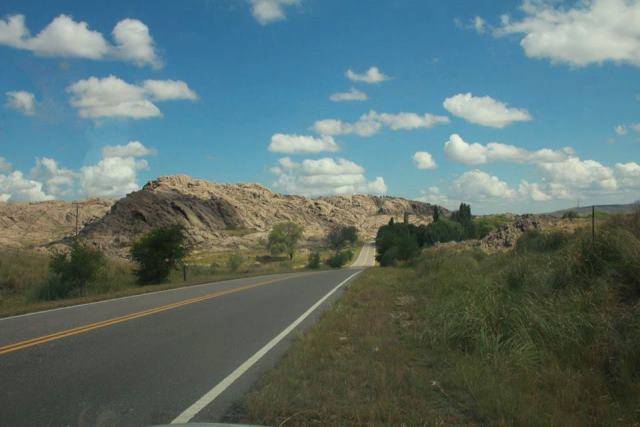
[[443, 93, 532, 128], [102, 141, 158, 158], [67, 76, 197, 120], [271, 157, 387, 197], [0, 157, 12, 172], [451, 170, 517, 201], [313, 110, 448, 137], [268, 133, 339, 154], [0, 170, 53, 202], [444, 134, 567, 165], [30, 157, 76, 197], [518, 180, 552, 201], [0, 14, 161, 67], [5, 91, 36, 115], [615, 162, 640, 189], [417, 186, 454, 208], [615, 125, 628, 136], [474, 16, 487, 34], [631, 123, 640, 134], [345, 66, 391, 84], [413, 152, 437, 170], [141, 80, 198, 101], [250, 0, 300, 25], [496, 0, 640, 67], [79, 156, 146, 198], [535, 156, 618, 198], [371, 111, 450, 130], [329, 88, 368, 102]]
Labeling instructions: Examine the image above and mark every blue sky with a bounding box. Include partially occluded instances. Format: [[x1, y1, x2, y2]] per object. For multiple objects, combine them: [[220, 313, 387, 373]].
[[0, 0, 639, 213]]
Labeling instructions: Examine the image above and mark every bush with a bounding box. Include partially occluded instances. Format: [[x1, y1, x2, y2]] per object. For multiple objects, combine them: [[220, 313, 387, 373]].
[[227, 252, 244, 272], [326, 225, 359, 251], [375, 222, 420, 265], [131, 224, 188, 284], [326, 250, 353, 268], [516, 230, 570, 253], [0, 249, 48, 293], [562, 210, 579, 219], [307, 251, 321, 269], [268, 222, 303, 260], [417, 219, 464, 247], [41, 242, 104, 300]]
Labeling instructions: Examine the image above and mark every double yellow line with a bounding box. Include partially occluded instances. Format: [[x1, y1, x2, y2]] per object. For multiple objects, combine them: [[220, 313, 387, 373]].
[[0, 275, 294, 356]]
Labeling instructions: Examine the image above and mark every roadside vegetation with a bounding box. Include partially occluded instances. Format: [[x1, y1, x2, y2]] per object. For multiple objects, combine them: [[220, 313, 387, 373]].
[[0, 221, 362, 317], [234, 210, 640, 426]]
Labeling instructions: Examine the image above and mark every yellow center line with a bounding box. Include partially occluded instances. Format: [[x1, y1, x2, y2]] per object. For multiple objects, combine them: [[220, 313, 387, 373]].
[[0, 273, 310, 356]]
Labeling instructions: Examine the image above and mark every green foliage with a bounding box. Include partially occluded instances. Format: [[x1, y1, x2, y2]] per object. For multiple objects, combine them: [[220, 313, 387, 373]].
[[375, 222, 420, 266], [326, 250, 353, 268], [268, 222, 303, 260], [43, 242, 104, 300], [0, 249, 48, 293], [450, 202, 475, 238], [562, 210, 579, 219], [326, 225, 359, 251], [307, 251, 321, 269], [432, 205, 440, 222], [416, 219, 464, 247], [131, 224, 188, 284], [226, 252, 244, 272], [414, 211, 640, 424]]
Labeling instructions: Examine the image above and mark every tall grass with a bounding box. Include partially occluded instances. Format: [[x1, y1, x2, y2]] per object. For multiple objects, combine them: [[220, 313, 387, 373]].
[[416, 211, 640, 425]]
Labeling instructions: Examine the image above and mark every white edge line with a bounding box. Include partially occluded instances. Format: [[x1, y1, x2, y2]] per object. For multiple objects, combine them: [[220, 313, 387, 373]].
[[170, 270, 362, 424], [0, 271, 311, 322]]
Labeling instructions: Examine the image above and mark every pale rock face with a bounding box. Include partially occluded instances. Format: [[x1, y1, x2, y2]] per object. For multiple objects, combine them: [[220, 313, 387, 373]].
[[0, 175, 445, 257]]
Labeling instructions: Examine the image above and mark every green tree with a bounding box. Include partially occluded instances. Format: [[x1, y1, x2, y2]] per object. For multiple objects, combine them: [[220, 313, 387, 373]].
[[268, 222, 303, 260], [131, 224, 188, 284], [307, 251, 321, 269], [326, 225, 359, 251], [46, 242, 104, 299], [432, 205, 440, 222]]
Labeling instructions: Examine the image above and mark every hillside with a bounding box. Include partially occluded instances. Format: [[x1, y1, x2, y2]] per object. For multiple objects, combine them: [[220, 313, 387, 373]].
[[0, 199, 114, 251], [63, 175, 443, 256], [549, 202, 639, 217]]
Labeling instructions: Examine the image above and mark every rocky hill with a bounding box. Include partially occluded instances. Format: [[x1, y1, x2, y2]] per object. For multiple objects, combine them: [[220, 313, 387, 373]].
[[77, 175, 443, 256], [0, 199, 114, 251]]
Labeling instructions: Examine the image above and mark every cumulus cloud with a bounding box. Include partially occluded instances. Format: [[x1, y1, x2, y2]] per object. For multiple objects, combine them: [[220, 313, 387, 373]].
[[0, 157, 12, 172], [0, 141, 156, 201], [329, 88, 368, 102], [67, 76, 197, 120], [518, 180, 552, 201], [473, 16, 487, 34], [268, 133, 339, 154], [496, 0, 640, 67], [249, 0, 300, 25], [451, 169, 517, 201], [444, 134, 567, 165], [30, 157, 76, 198], [313, 110, 448, 137], [413, 152, 437, 170], [0, 171, 53, 202], [102, 140, 158, 158], [271, 157, 387, 197], [5, 90, 36, 115], [0, 14, 162, 68], [345, 66, 391, 84], [615, 162, 640, 189], [443, 93, 532, 128], [615, 125, 628, 136]]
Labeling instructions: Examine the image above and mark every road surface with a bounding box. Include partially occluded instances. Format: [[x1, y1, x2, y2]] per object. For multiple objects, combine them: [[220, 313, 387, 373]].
[[351, 242, 376, 267], [0, 246, 376, 427]]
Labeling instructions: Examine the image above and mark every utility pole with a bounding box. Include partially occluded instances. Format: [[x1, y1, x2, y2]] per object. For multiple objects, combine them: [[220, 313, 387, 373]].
[[592, 205, 596, 245], [73, 202, 80, 239]]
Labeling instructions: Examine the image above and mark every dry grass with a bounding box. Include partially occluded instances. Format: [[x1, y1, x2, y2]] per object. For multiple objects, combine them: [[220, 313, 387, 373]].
[[228, 268, 473, 426]]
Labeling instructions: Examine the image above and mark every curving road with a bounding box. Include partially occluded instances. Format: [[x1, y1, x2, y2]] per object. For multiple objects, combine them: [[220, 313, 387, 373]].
[[351, 242, 376, 267], [0, 245, 376, 427]]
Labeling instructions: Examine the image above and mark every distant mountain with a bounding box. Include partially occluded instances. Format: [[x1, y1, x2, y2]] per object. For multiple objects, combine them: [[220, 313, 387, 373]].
[[548, 202, 639, 218]]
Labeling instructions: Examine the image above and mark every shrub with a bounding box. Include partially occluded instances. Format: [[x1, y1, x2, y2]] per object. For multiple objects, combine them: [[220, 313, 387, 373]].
[[326, 250, 353, 268], [379, 246, 400, 267], [562, 210, 579, 219], [268, 222, 303, 260], [0, 249, 48, 293], [42, 242, 104, 300], [326, 225, 359, 251], [227, 252, 244, 272], [307, 251, 321, 269], [375, 222, 420, 265], [131, 224, 188, 284], [516, 230, 570, 253], [417, 219, 464, 247]]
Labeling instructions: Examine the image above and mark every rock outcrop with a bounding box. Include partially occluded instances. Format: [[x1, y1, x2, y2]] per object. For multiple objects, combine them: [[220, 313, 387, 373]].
[[77, 175, 445, 256]]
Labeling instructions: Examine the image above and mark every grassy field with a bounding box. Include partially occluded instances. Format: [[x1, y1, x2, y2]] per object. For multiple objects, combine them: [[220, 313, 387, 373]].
[[231, 212, 640, 426], [0, 244, 362, 318]]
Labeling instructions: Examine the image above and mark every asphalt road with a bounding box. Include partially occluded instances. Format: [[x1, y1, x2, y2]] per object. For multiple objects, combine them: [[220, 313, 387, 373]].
[[0, 250, 374, 427]]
